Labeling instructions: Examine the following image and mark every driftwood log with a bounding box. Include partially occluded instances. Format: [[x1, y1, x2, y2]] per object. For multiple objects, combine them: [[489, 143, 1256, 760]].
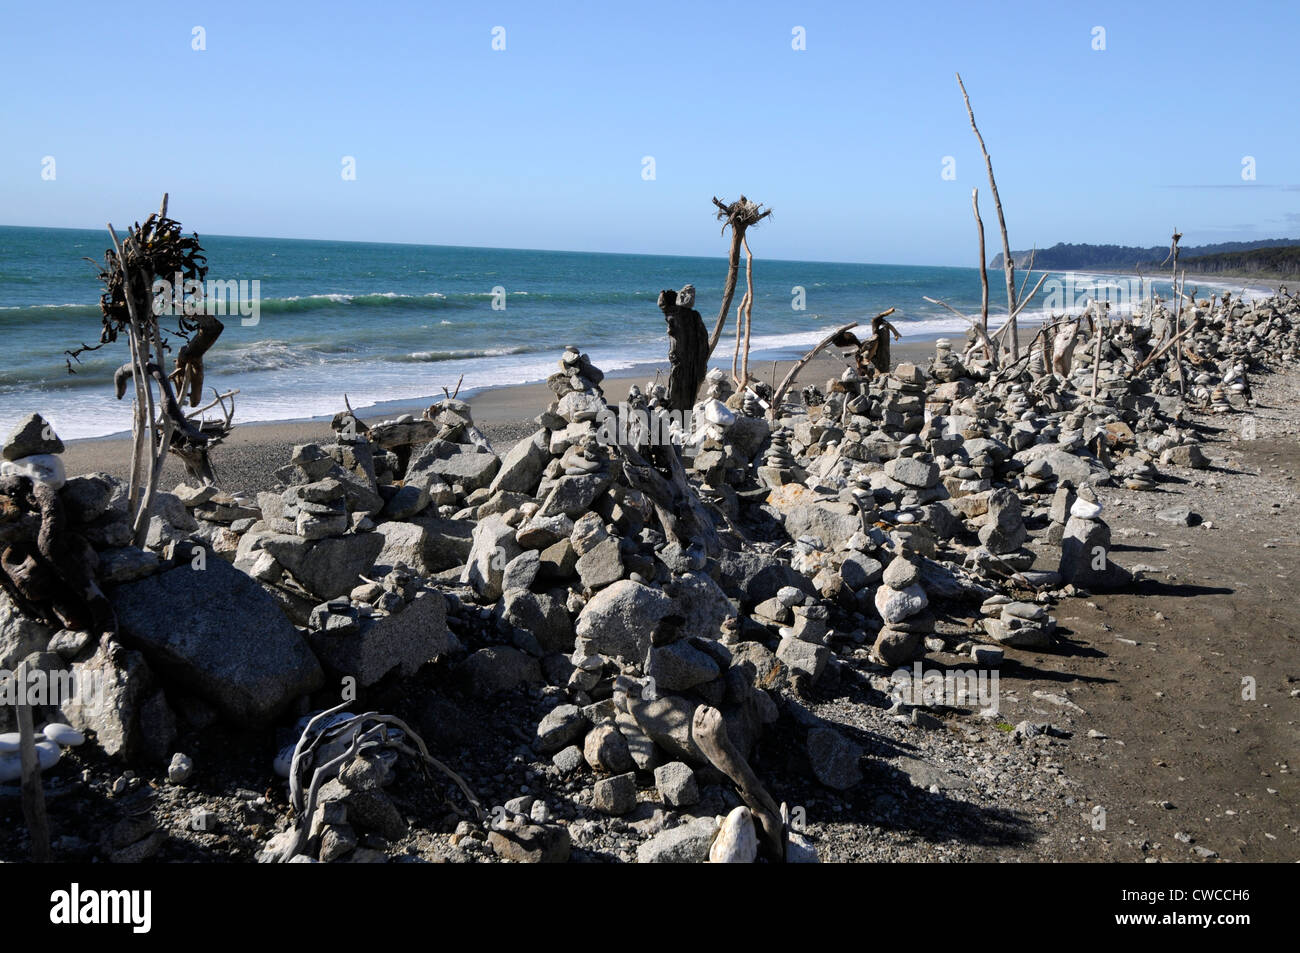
[[691, 705, 786, 862], [659, 287, 708, 412]]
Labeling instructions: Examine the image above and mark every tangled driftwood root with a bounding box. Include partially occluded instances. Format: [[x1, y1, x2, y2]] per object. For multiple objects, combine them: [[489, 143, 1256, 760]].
[[273, 701, 483, 863]]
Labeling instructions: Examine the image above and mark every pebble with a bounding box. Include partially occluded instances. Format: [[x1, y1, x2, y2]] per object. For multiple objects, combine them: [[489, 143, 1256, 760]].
[[42, 723, 84, 747], [168, 752, 194, 784]]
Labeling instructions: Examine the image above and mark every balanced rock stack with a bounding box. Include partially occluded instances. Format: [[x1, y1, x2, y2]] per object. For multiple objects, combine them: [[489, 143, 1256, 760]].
[[758, 427, 797, 488], [877, 362, 928, 435], [690, 368, 740, 488], [1058, 489, 1130, 591], [871, 550, 932, 665], [236, 452, 387, 620], [0, 722, 85, 783], [981, 596, 1056, 648]]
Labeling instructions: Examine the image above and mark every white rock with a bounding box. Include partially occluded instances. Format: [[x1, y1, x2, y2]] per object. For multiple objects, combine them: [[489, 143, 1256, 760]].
[[0, 454, 66, 490], [700, 399, 735, 427], [35, 740, 61, 770], [0, 732, 20, 753], [1070, 498, 1102, 520], [42, 723, 85, 747], [709, 806, 758, 863], [0, 754, 20, 782], [874, 584, 929, 624]]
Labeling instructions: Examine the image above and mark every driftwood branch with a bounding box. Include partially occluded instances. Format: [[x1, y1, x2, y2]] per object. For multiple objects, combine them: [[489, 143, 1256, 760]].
[[957, 72, 1019, 359], [707, 196, 771, 356], [691, 705, 786, 862], [16, 701, 50, 862], [972, 187, 990, 337], [768, 320, 862, 419]]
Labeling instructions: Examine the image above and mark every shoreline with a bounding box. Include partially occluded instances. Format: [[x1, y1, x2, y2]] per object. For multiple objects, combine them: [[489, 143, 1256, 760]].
[[61, 338, 944, 492]]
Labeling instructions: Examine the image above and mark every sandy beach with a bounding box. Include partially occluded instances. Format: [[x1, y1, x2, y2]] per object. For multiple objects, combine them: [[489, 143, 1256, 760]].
[[60, 341, 941, 493]]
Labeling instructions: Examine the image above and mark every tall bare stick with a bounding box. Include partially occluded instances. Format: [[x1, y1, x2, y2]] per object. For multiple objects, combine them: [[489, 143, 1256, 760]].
[[972, 188, 989, 338], [708, 196, 770, 356], [957, 73, 1019, 360], [17, 701, 50, 862]]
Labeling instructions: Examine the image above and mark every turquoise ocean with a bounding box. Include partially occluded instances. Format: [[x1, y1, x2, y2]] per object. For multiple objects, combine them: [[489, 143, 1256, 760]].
[[0, 226, 1246, 439]]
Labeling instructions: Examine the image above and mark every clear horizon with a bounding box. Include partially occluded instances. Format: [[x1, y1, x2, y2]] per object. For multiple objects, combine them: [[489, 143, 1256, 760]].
[[3, 1, 1297, 266]]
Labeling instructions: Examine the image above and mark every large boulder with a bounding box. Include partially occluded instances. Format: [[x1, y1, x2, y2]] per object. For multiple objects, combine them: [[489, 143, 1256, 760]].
[[460, 517, 521, 601], [574, 580, 675, 664], [373, 518, 474, 575], [407, 438, 500, 493], [111, 559, 324, 725], [489, 430, 550, 495], [58, 639, 174, 763], [261, 531, 385, 601], [308, 589, 457, 686]]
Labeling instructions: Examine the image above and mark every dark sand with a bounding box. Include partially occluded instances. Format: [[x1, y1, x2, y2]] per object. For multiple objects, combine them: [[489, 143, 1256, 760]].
[[60, 341, 940, 494]]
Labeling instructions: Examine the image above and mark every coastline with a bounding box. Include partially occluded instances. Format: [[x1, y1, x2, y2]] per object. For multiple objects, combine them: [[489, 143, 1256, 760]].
[[61, 339, 944, 492]]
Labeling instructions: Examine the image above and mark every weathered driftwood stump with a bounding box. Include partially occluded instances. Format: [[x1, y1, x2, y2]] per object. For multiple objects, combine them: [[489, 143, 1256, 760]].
[[659, 286, 708, 413]]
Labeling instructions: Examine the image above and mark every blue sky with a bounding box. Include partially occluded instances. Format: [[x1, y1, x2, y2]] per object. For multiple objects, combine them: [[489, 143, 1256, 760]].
[[1, 0, 1297, 265]]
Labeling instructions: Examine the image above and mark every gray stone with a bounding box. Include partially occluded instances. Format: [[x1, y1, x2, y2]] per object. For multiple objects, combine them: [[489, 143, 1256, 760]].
[[455, 646, 541, 695], [309, 589, 455, 686], [516, 513, 574, 550], [407, 438, 501, 494], [552, 744, 585, 773], [110, 559, 324, 725], [489, 430, 549, 495], [636, 816, 718, 863], [872, 626, 923, 666], [500, 590, 573, 654], [574, 580, 675, 665], [671, 571, 735, 641], [592, 771, 637, 815], [839, 553, 883, 591], [1, 590, 53, 670], [538, 472, 612, 518], [807, 725, 863, 790], [653, 761, 699, 807], [1059, 516, 1131, 590], [459, 517, 521, 601], [487, 817, 571, 863], [978, 487, 1026, 554], [379, 480, 430, 520], [98, 546, 160, 584], [776, 636, 830, 682], [874, 584, 929, 624], [575, 536, 623, 590], [261, 531, 385, 600], [58, 640, 161, 762], [4, 413, 63, 460], [647, 639, 720, 691], [583, 723, 634, 773], [882, 556, 921, 589], [537, 704, 589, 753], [885, 456, 939, 489], [59, 473, 117, 523]]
